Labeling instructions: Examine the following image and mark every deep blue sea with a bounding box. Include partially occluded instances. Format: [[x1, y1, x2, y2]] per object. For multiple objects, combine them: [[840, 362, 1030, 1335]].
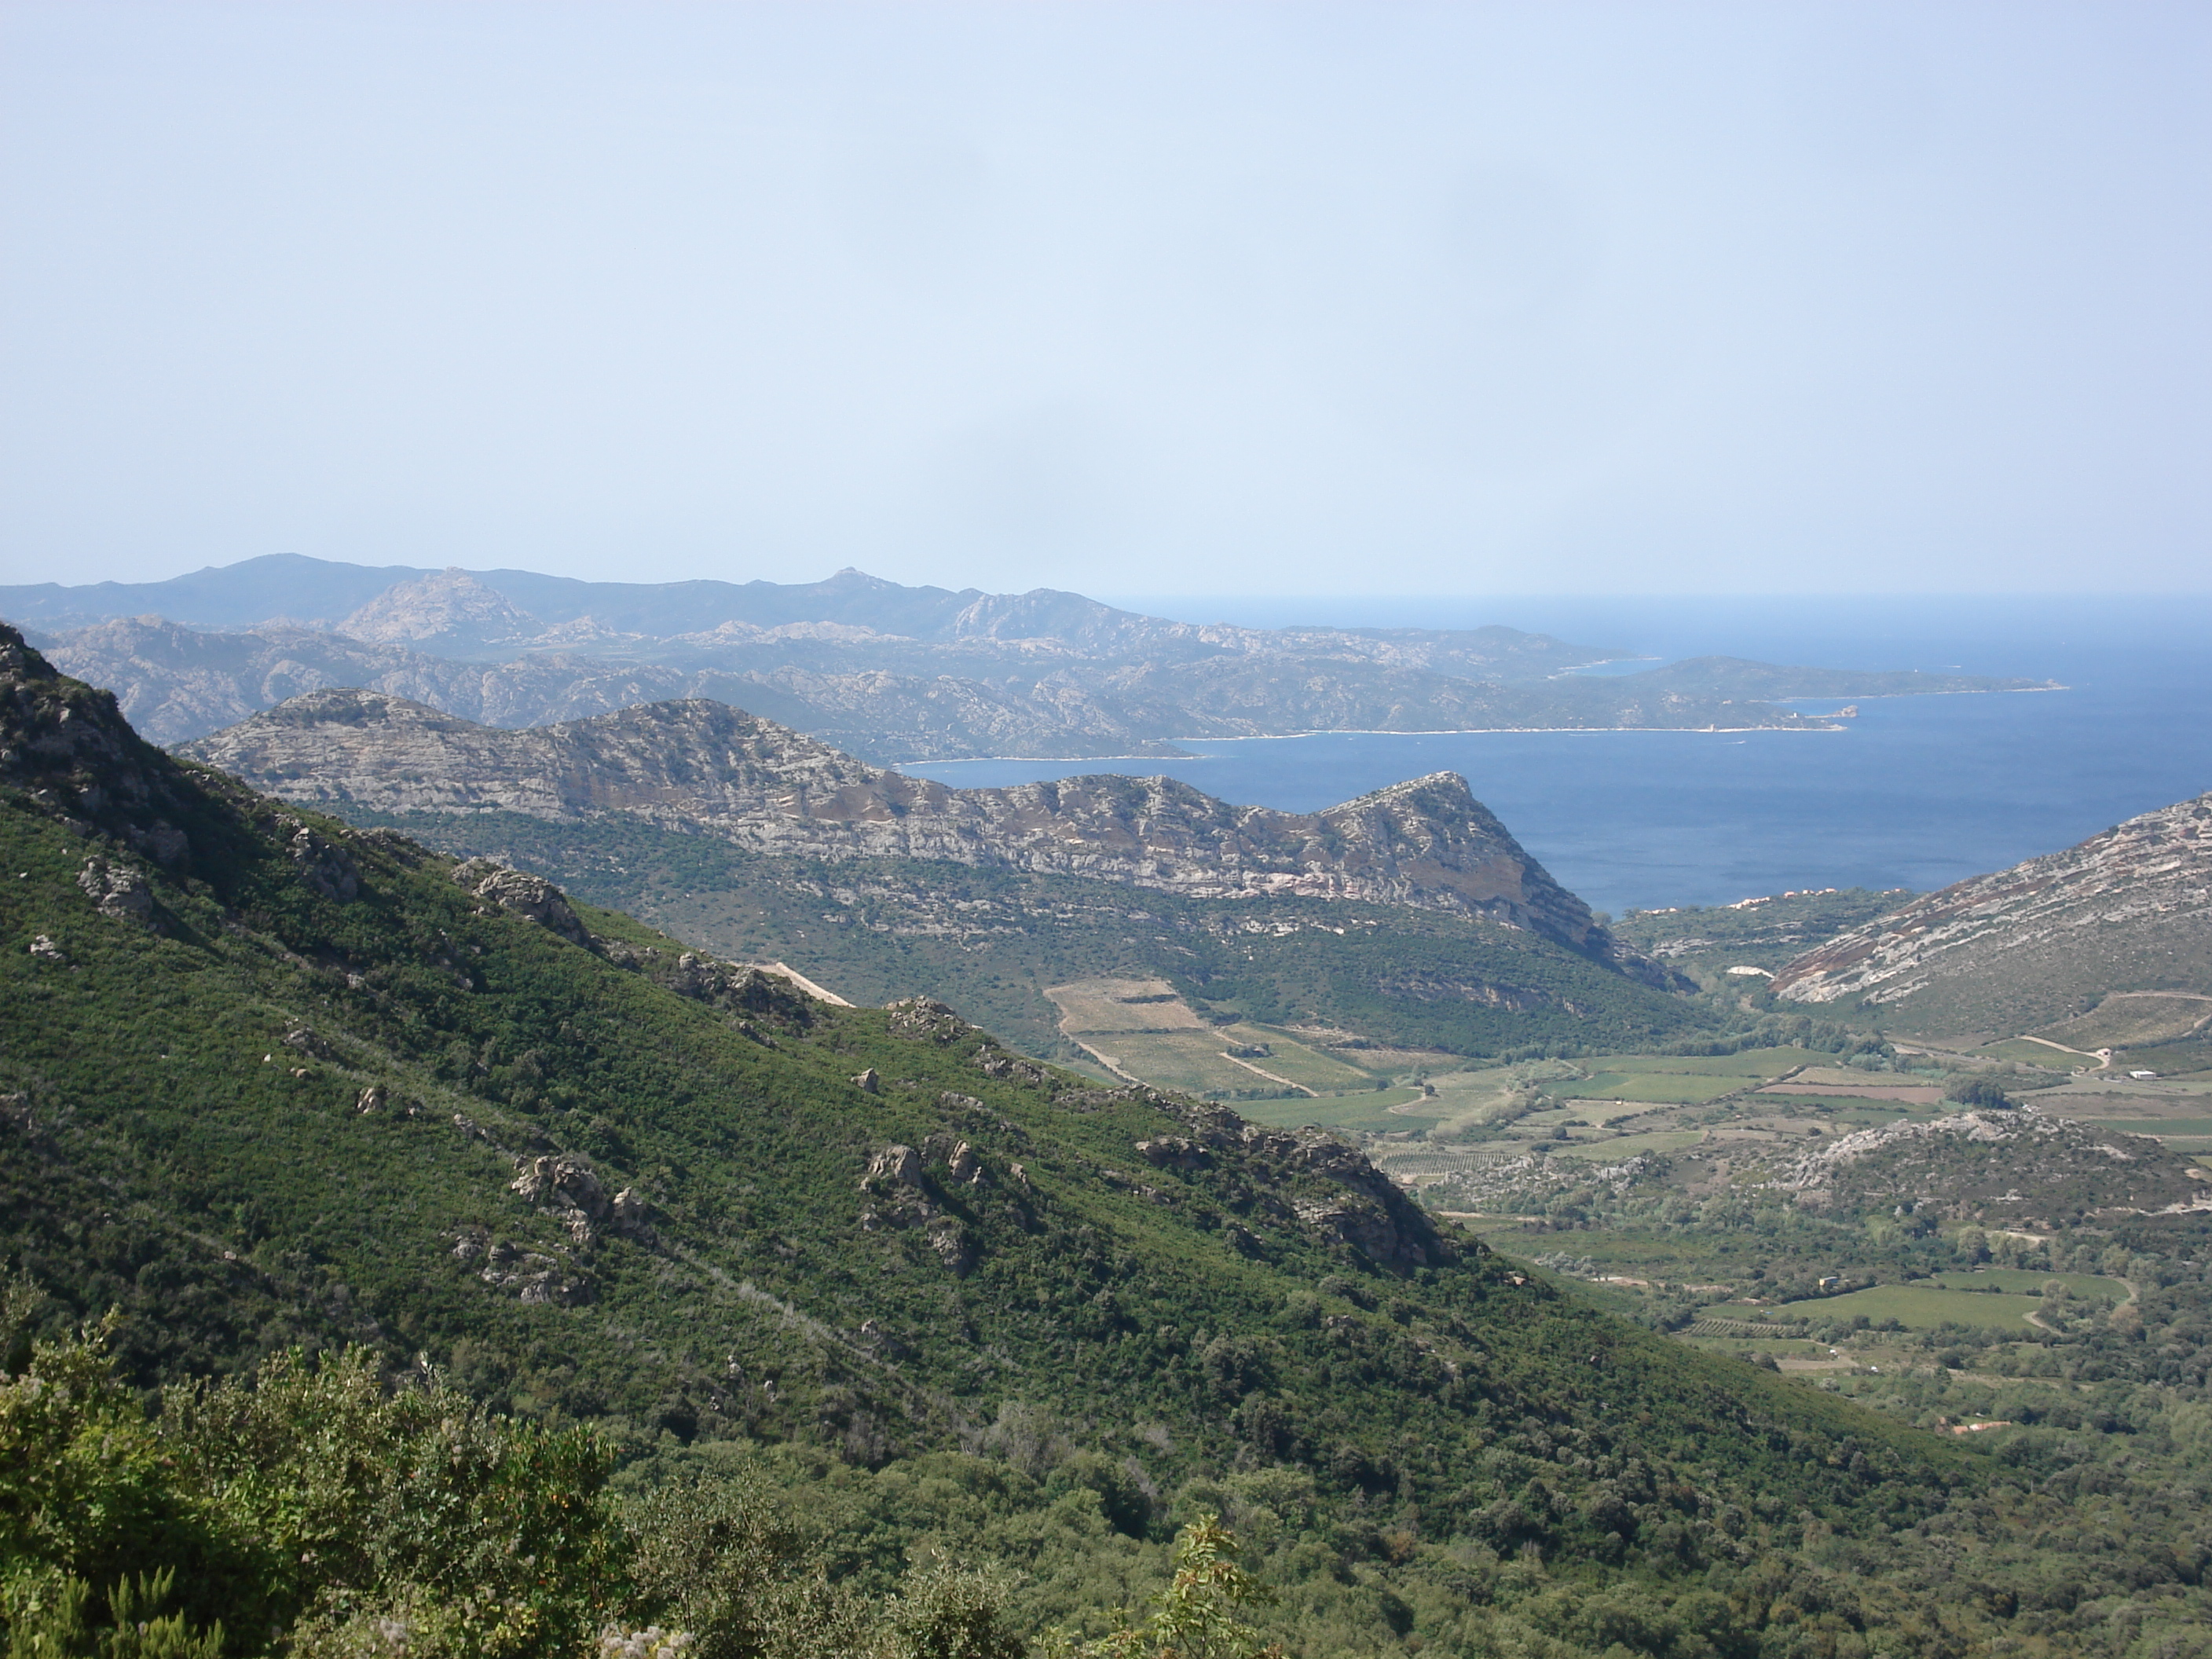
[[899, 595, 2212, 918]]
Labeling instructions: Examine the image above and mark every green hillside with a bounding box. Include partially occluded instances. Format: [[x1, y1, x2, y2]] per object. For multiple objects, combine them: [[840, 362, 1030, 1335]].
[[8, 624, 2197, 1655]]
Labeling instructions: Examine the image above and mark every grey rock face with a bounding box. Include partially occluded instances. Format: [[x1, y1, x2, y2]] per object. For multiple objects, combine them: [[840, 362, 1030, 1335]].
[[862, 1144, 925, 1190], [512, 1152, 608, 1215], [509, 1152, 633, 1248], [1771, 792, 2212, 1029], [283, 819, 360, 902], [451, 855, 589, 946], [77, 857, 153, 925], [186, 690, 1661, 975], [925, 1216, 975, 1275], [610, 1187, 654, 1240]]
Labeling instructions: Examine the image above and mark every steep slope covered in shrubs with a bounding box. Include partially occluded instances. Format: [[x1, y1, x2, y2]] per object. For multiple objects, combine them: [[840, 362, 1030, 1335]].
[[0, 624, 2037, 1653]]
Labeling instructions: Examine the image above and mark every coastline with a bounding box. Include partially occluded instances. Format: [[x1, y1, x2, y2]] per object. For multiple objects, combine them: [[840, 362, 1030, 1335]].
[[896, 723, 1853, 771], [891, 683, 2073, 771]]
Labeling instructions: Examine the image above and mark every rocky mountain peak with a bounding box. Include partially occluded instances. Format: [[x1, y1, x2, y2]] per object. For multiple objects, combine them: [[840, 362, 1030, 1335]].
[[338, 567, 541, 651]]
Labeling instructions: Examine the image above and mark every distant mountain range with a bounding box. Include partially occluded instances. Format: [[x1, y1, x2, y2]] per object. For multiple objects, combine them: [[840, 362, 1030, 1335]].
[[5, 555, 2052, 760]]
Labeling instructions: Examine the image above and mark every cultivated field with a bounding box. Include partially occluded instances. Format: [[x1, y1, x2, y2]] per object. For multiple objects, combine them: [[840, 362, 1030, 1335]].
[[1042, 976, 1208, 1032], [1046, 977, 1379, 1100], [1777, 1284, 2047, 1331]]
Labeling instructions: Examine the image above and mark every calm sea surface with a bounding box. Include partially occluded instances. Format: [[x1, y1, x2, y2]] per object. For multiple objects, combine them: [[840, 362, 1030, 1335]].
[[900, 595, 2212, 917]]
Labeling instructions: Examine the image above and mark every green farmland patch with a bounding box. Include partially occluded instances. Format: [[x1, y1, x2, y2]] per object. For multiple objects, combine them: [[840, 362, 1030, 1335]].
[[1529, 1098, 1662, 1128], [1926, 1270, 2129, 1300], [1220, 1024, 1378, 1092], [1753, 1092, 1934, 1116], [1577, 1047, 1813, 1077], [1976, 1039, 2094, 1069], [1779, 1284, 2045, 1331]]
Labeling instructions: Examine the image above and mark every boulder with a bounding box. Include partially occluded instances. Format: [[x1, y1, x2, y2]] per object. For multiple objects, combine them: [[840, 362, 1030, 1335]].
[[862, 1144, 924, 1190], [451, 856, 589, 946], [1135, 1135, 1209, 1172], [77, 857, 153, 926], [282, 819, 360, 902], [511, 1152, 610, 1217]]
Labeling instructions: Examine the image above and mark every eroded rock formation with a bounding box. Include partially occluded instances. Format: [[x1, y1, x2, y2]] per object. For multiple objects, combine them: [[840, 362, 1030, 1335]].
[[185, 690, 1665, 975]]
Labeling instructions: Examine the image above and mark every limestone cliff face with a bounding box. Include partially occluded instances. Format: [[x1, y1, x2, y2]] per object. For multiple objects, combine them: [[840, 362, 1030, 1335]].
[[1770, 793, 2212, 1031], [184, 688, 1670, 978]]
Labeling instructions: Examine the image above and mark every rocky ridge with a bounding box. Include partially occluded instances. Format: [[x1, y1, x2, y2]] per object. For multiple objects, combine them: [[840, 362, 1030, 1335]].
[[1771, 793, 2212, 1031], [1767, 1109, 2210, 1227], [183, 687, 1675, 981]]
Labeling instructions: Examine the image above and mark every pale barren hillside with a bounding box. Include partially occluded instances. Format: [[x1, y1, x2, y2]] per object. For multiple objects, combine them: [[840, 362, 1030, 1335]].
[[1771, 793, 2212, 1035]]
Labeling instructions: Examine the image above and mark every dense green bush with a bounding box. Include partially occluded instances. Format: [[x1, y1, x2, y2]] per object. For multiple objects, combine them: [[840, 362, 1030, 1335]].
[[1943, 1075, 2016, 1109]]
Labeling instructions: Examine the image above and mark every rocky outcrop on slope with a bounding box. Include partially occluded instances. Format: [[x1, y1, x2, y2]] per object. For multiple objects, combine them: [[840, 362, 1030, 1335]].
[[451, 855, 590, 946], [1770, 794, 2212, 1032], [1768, 1109, 2208, 1226], [183, 689, 1675, 980], [0, 623, 207, 872]]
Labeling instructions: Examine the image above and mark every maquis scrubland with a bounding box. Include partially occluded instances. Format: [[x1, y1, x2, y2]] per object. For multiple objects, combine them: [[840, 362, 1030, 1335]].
[[2, 622, 2209, 1658]]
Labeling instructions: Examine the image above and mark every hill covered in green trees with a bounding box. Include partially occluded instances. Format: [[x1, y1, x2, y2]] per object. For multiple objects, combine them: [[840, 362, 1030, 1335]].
[[2, 622, 2205, 1655]]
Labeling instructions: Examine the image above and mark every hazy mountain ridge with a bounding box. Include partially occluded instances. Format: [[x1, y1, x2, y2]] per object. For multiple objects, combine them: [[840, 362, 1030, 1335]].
[[181, 687, 1678, 988], [37, 613, 1851, 760], [30, 614, 1194, 758], [1771, 792, 2212, 1034], [2, 556, 1605, 672]]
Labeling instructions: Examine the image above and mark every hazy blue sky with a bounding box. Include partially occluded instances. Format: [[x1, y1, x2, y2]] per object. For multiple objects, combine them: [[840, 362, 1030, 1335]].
[[2, 2, 2206, 595]]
